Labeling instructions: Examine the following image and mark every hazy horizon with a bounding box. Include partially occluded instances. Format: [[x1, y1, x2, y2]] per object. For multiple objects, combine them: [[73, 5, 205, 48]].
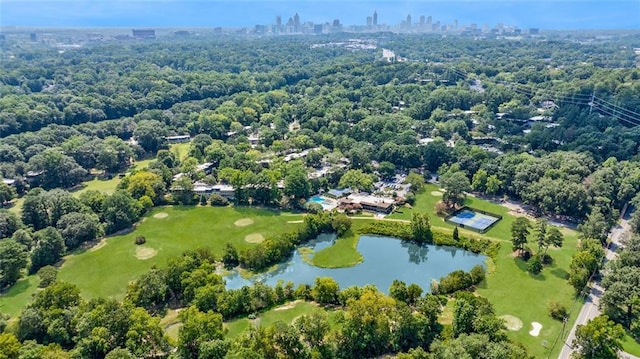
[[1, 0, 639, 30]]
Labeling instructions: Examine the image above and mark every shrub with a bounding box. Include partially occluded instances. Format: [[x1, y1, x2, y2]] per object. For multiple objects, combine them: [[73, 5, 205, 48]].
[[435, 201, 449, 216], [209, 194, 229, 206], [548, 301, 568, 321], [527, 254, 543, 274], [438, 270, 473, 295], [199, 195, 208, 205], [37, 265, 58, 288], [135, 236, 146, 245], [470, 265, 486, 284]]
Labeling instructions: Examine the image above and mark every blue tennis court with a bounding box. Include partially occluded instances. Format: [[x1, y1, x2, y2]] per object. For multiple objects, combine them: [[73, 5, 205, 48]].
[[447, 209, 501, 232]]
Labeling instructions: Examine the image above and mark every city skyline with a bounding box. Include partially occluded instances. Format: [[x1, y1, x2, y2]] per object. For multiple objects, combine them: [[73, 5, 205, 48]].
[[1, 1, 639, 30]]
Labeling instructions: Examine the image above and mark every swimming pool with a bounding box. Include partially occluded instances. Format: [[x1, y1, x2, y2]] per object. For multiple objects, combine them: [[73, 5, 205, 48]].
[[309, 195, 326, 204]]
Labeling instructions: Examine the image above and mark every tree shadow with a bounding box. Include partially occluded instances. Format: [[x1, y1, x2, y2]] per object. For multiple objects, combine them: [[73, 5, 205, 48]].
[[0, 277, 34, 299], [550, 268, 569, 280], [513, 257, 546, 281]]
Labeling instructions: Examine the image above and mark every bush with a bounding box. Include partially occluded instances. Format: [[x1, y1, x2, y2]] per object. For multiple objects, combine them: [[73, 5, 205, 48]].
[[36, 265, 57, 288], [135, 236, 146, 245], [438, 270, 473, 295], [548, 301, 568, 321], [210, 194, 229, 206], [527, 254, 543, 274], [199, 195, 208, 205], [470, 265, 486, 284]]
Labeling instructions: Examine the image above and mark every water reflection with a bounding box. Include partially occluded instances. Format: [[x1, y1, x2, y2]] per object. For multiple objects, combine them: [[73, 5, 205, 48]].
[[225, 234, 486, 293]]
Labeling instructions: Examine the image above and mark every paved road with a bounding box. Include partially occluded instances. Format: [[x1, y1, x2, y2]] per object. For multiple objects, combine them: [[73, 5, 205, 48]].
[[558, 209, 637, 359]]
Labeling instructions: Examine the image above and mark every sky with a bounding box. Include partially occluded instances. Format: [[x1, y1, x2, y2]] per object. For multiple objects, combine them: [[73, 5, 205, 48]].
[[1, 0, 639, 30]]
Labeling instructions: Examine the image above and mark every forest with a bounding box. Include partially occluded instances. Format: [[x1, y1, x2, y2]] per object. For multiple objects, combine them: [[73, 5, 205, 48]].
[[1, 30, 640, 358]]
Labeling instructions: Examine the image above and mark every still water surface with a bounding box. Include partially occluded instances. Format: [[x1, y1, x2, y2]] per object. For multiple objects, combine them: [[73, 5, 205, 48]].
[[225, 234, 486, 293]]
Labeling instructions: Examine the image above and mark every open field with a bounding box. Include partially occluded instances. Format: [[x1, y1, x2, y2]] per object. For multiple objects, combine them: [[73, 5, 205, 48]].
[[170, 142, 191, 161], [49, 206, 303, 300], [72, 176, 121, 198], [225, 301, 331, 339], [0, 276, 39, 319]]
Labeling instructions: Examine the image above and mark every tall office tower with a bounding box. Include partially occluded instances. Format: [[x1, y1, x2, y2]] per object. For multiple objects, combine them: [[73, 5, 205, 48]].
[[406, 14, 412, 29], [453, 19, 458, 28], [276, 16, 282, 33], [420, 15, 425, 28], [367, 16, 373, 27], [427, 16, 432, 25], [373, 11, 378, 26], [294, 13, 300, 32]]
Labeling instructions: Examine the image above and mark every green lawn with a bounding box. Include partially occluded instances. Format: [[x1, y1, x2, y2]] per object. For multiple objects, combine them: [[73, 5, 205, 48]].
[[170, 142, 192, 161], [54, 206, 303, 300], [307, 229, 363, 268], [72, 176, 122, 198], [0, 276, 40, 319], [225, 300, 330, 339], [622, 333, 640, 357]]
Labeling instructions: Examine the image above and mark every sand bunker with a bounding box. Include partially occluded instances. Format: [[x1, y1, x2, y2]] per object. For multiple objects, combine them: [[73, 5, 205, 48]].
[[499, 315, 523, 331], [274, 300, 302, 311], [431, 191, 443, 196], [529, 322, 542, 336], [245, 233, 265, 244], [287, 220, 304, 224], [154, 212, 169, 219], [234, 218, 254, 227], [135, 246, 158, 260], [89, 239, 107, 252]]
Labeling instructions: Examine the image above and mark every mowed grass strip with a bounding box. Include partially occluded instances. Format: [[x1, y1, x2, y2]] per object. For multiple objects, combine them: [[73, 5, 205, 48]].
[[57, 206, 304, 300], [225, 301, 330, 339]]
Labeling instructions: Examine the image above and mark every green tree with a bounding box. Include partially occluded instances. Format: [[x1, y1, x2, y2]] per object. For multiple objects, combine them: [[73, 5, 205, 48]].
[[0, 239, 28, 288], [30, 227, 65, 273], [222, 243, 240, 269], [178, 306, 224, 359], [510, 217, 531, 255], [338, 169, 375, 192], [56, 212, 103, 250], [485, 175, 502, 195], [122, 171, 166, 205], [534, 218, 548, 254], [440, 171, 470, 208], [404, 172, 425, 192], [312, 277, 340, 305], [0, 183, 16, 205], [544, 226, 564, 256], [0, 210, 22, 239], [0, 333, 20, 359], [284, 162, 311, 200], [573, 315, 624, 359], [27, 149, 87, 189], [378, 161, 396, 180], [411, 212, 432, 243], [101, 190, 142, 234], [471, 169, 488, 192]]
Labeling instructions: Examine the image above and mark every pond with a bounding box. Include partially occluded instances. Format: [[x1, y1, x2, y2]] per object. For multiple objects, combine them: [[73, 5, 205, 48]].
[[224, 234, 486, 293]]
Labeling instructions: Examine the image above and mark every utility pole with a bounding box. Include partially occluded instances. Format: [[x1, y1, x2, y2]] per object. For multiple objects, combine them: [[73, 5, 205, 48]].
[[588, 92, 595, 115]]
